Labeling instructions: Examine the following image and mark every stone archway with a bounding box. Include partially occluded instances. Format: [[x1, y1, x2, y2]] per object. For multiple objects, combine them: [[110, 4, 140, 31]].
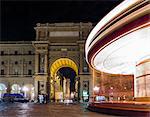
[[50, 58, 78, 78], [11, 84, 21, 94], [50, 58, 79, 101], [0, 83, 7, 98], [22, 84, 34, 100]]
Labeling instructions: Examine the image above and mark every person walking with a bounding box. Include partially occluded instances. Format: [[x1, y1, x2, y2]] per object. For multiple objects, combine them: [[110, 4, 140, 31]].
[[39, 94, 44, 104]]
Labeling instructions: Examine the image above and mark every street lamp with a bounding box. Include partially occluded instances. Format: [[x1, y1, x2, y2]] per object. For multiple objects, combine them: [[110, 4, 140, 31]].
[[93, 86, 100, 92], [93, 86, 100, 101], [22, 86, 29, 98]]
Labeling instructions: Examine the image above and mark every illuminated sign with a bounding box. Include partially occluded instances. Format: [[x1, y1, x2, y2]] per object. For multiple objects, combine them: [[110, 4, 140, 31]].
[[83, 90, 89, 97]]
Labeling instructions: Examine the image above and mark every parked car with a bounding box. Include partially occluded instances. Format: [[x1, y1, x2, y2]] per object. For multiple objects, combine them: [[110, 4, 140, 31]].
[[2, 93, 14, 102], [13, 94, 29, 103], [3, 93, 29, 103]]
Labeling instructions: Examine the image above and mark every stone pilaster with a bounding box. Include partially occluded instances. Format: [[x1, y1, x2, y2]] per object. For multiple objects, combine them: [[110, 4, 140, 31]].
[[78, 42, 84, 74], [34, 80, 38, 101], [35, 52, 39, 74], [44, 53, 48, 74]]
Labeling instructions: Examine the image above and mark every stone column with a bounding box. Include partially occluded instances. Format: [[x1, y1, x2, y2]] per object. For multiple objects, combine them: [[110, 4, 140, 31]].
[[44, 53, 48, 74], [66, 79, 70, 98], [75, 79, 78, 98], [34, 80, 38, 101], [63, 78, 66, 98], [79, 44, 84, 74], [80, 52, 83, 74], [46, 78, 50, 102], [44, 81, 47, 94]]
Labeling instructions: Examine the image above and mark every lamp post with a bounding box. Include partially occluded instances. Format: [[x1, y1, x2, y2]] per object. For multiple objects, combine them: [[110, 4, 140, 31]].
[[22, 86, 29, 98]]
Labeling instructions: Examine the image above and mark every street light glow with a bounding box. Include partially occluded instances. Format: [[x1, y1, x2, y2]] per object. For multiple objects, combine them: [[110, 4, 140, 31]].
[[22, 87, 29, 91], [93, 86, 100, 92]]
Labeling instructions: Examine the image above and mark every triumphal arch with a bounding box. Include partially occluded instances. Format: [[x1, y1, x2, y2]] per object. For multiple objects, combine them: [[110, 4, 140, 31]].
[[32, 22, 93, 101]]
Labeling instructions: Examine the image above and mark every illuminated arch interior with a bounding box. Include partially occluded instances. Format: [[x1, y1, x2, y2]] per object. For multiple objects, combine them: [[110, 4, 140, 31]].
[[23, 84, 34, 89], [22, 84, 34, 99], [50, 58, 78, 78], [11, 84, 21, 93], [0, 83, 6, 98], [0, 83, 6, 91]]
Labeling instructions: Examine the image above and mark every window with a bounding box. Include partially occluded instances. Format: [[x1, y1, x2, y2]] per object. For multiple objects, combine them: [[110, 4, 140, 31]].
[[47, 31, 49, 37], [1, 51, 4, 55], [1, 69, 4, 75], [14, 69, 19, 75], [39, 31, 45, 38], [38, 47, 41, 50], [28, 69, 32, 75], [1, 61, 4, 65], [28, 51, 32, 55], [15, 51, 18, 55], [83, 66, 89, 72], [40, 68, 44, 73], [15, 61, 18, 65], [83, 57, 89, 72], [29, 61, 32, 64]]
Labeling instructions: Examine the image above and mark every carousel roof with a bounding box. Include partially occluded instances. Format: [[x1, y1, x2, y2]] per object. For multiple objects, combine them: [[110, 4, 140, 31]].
[[85, 0, 150, 75]]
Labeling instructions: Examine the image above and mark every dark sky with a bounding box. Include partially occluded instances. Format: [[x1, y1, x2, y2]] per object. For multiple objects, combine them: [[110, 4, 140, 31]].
[[1, 0, 123, 41]]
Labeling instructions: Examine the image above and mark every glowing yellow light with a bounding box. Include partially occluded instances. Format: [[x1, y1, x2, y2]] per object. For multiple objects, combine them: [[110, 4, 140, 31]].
[[93, 86, 100, 92], [22, 87, 29, 91], [50, 58, 78, 78]]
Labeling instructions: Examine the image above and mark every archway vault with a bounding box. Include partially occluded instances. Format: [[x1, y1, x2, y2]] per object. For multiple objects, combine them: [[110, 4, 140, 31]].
[[50, 58, 78, 78]]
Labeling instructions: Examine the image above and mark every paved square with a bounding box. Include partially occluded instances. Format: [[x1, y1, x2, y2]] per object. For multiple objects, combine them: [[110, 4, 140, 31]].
[[0, 103, 117, 117]]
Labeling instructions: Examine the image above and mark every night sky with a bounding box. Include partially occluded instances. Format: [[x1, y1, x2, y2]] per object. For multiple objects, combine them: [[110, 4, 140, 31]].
[[1, 0, 123, 41]]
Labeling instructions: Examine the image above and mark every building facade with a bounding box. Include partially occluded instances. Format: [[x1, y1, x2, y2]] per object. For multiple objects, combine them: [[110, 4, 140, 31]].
[[0, 41, 35, 99], [0, 22, 93, 101]]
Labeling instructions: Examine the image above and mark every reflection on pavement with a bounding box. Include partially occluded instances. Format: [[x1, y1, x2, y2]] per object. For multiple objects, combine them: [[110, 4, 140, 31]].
[[0, 102, 118, 117]]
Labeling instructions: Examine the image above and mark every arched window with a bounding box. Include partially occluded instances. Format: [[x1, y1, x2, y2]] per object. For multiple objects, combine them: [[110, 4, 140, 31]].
[[0, 83, 7, 98], [11, 84, 21, 94]]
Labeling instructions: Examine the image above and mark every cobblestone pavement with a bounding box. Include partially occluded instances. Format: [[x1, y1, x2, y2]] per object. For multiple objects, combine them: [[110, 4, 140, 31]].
[[0, 102, 118, 117]]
